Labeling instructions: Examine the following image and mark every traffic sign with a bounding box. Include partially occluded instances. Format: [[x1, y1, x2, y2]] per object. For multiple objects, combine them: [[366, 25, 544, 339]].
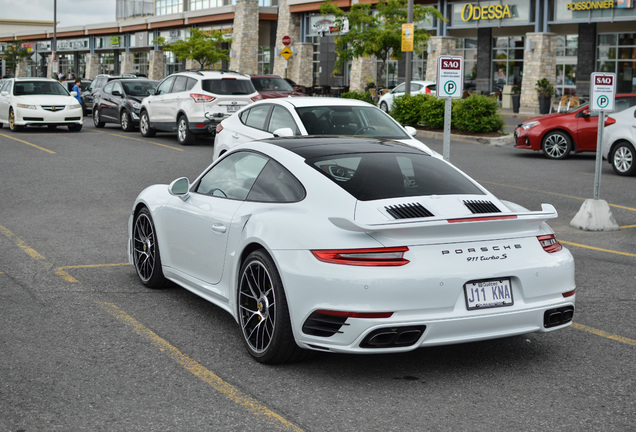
[[281, 47, 293, 60], [282, 35, 291, 46], [590, 72, 616, 112], [437, 56, 463, 99]]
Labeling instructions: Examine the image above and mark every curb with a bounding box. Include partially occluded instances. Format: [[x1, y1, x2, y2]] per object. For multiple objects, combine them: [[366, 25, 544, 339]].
[[415, 129, 514, 147]]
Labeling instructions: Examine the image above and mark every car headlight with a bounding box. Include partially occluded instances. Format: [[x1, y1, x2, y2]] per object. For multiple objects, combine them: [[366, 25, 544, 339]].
[[17, 103, 36, 110], [128, 100, 141, 109], [70, 103, 82, 109], [521, 121, 540, 130]]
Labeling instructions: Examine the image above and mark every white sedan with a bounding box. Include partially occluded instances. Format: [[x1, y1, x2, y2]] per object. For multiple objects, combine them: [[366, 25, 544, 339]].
[[0, 78, 83, 132], [378, 80, 437, 113], [213, 97, 434, 160], [129, 137, 576, 364], [603, 105, 636, 176]]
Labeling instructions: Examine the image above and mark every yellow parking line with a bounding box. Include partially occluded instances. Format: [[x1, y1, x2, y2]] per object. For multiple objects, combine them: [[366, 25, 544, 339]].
[[94, 130, 184, 151], [58, 263, 130, 270], [101, 302, 304, 431], [560, 240, 636, 258], [0, 132, 56, 154], [478, 180, 636, 212], [572, 323, 636, 346]]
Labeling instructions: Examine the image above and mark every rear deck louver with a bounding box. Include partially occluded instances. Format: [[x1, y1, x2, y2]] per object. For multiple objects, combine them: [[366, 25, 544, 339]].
[[464, 200, 501, 214], [385, 203, 434, 219]]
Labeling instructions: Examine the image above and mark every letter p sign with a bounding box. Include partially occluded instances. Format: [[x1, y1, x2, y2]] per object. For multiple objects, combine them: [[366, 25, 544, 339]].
[[437, 56, 464, 99]]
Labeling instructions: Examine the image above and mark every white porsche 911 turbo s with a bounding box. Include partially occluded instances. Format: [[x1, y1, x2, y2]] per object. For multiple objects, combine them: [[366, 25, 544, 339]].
[[128, 137, 576, 364]]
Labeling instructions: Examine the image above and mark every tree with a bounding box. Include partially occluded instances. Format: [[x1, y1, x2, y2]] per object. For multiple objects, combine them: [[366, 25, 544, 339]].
[[154, 28, 231, 70], [320, 0, 443, 87], [3, 41, 30, 77]]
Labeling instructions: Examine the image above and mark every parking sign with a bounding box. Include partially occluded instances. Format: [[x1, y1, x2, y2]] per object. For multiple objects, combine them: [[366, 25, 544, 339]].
[[590, 73, 616, 112], [437, 56, 463, 99]]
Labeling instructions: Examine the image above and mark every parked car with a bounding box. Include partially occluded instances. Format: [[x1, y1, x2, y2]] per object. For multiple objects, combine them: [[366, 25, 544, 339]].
[[378, 80, 437, 113], [603, 105, 636, 176], [82, 74, 145, 114], [251, 75, 303, 99], [514, 94, 636, 160], [92, 78, 158, 131], [0, 77, 83, 131], [139, 70, 261, 145], [283, 78, 306, 94], [129, 136, 575, 364], [212, 97, 434, 160]]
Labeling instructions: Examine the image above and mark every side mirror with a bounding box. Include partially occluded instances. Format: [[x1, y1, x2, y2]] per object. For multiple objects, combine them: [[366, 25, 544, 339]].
[[112, 90, 122, 97], [169, 177, 190, 201], [581, 109, 591, 118], [272, 127, 294, 137], [404, 125, 417, 137], [70, 91, 78, 97]]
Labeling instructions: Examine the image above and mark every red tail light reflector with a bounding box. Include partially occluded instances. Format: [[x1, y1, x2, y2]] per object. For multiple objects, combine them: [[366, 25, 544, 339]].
[[311, 246, 409, 266], [216, 123, 223, 134], [562, 290, 575, 298], [190, 93, 216, 103], [315, 310, 394, 319], [448, 215, 517, 223], [251, 94, 262, 102], [604, 116, 616, 127], [537, 234, 563, 253]]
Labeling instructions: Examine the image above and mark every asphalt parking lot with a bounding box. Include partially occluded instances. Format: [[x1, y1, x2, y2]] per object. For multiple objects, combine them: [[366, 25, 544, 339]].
[[1, 120, 634, 431]]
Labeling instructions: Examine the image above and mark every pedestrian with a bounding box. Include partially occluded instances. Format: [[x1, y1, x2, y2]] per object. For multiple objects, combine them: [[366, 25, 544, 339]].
[[71, 78, 84, 114]]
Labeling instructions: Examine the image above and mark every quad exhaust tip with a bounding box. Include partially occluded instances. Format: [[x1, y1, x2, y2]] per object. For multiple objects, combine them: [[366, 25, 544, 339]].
[[544, 306, 575, 328], [360, 326, 426, 348]]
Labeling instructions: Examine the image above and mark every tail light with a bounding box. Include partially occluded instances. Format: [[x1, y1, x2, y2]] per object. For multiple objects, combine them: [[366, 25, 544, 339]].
[[315, 310, 393, 319], [537, 234, 562, 253], [425, 87, 432, 94], [251, 94, 262, 102], [190, 93, 215, 103], [216, 123, 223, 134], [311, 246, 409, 266], [605, 116, 616, 127]]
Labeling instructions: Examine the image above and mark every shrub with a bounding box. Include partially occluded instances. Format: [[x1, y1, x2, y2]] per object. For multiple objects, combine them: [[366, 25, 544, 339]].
[[419, 95, 447, 129], [390, 94, 428, 126], [452, 94, 504, 133], [341, 90, 373, 104]]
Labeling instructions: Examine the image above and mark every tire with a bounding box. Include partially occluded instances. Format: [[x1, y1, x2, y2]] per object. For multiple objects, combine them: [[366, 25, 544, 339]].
[[238, 250, 307, 364], [610, 141, 636, 176], [379, 101, 389, 113], [68, 124, 82, 132], [139, 111, 156, 137], [542, 131, 572, 160], [93, 108, 105, 128], [177, 115, 195, 145], [132, 208, 167, 288], [9, 109, 23, 132], [120, 110, 133, 132]]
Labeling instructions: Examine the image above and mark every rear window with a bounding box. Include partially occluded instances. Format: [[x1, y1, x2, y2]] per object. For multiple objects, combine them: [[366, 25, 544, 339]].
[[308, 152, 484, 201], [202, 79, 255, 95]]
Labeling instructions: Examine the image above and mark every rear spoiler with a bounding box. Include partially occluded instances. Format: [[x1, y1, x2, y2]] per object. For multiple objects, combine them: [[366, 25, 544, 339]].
[[329, 204, 558, 232]]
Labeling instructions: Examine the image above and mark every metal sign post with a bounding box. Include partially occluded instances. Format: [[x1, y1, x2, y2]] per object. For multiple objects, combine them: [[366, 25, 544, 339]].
[[570, 72, 619, 231], [437, 56, 463, 161]]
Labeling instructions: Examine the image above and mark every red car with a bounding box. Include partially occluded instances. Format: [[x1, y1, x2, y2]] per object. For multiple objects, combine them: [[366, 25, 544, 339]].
[[514, 94, 636, 160], [250, 75, 303, 99]]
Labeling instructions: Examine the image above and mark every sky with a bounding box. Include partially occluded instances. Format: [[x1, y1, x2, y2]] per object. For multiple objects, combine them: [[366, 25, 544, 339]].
[[1, 0, 117, 28]]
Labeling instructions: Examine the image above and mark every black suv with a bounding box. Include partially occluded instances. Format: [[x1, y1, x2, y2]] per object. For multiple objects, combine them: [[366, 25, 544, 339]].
[[92, 78, 158, 131], [82, 74, 146, 114]]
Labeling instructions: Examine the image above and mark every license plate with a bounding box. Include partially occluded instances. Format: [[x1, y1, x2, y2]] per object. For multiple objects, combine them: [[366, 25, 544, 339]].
[[227, 105, 239, 113], [464, 278, 513, 310]]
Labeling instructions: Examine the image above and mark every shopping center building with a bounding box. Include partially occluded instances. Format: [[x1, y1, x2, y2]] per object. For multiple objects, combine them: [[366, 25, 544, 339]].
[[1, 0, 635, 113]]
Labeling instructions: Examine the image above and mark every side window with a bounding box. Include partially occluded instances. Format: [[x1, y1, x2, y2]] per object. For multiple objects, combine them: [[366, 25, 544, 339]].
[[186, 77, 197, 90], [172, 76, 189, 93], [113, 82, 123, 95], [156, 76, 175, 95], [393, 83, 406, 93], [247, 159, 305, 203], [103, 81, 115, 94], [195, 152, 268, 201], [241, 105, 271, 131], [268, 106, 299, 134], [412, 83, 423, 92]]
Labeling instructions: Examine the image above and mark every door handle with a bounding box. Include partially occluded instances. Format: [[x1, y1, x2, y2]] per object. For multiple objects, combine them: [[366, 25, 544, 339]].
[[211, 223, 227, 233]]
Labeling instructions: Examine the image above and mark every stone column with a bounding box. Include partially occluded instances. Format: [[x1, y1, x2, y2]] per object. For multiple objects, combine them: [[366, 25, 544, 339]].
[[288, 42, 313, 88], [149, 50, 165, 81], [121, 52, 135, 74], [273, 0, 309, 83], [84, 53, 100, 79], [230, 0, 259, 75], [16, 58, 28, 77], [520, 32, 557, 115], [425, 36, 458, 83], [349, 56, 377, 92]]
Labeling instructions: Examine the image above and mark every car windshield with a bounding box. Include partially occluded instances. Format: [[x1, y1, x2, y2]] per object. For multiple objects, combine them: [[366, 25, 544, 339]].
[[252, 77, 294, 92], [14, 81, 69, 96], [308, 152, 485, 201], [296, 106, 410, 139], [202, 79, 255, 95], [123, 80, 158, 96]]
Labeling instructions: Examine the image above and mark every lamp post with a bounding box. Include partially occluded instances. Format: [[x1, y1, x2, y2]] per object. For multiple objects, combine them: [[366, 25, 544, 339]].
[[404, 0, 413, 95], [52, 0, 57, 78]]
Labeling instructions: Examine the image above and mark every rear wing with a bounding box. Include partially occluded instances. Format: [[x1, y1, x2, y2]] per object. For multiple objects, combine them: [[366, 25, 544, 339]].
[[329, 203, 558, 234]]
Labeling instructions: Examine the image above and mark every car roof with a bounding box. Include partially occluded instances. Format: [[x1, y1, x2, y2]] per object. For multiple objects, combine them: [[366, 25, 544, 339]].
[[251, 75, 284, 79], [172, 70, 250, 79], [258, 136, 424, 159], [248, 96, 373, 109]]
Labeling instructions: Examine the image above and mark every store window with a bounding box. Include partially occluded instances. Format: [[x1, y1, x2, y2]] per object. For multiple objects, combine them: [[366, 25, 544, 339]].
[[492, 36, 524, 94], [164, 51, 184, 76], [134, 52, 149, 76], [456, 38, 477, 92], [555, 34, 578, 97], [155, 0, 183, 16], [100, 53, 117, 75], [597, 33, 636, 94], [258, 47, 271, 74]]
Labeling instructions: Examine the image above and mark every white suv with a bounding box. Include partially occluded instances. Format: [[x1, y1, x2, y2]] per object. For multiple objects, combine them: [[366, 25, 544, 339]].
[[139, 70, 261, 145]]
